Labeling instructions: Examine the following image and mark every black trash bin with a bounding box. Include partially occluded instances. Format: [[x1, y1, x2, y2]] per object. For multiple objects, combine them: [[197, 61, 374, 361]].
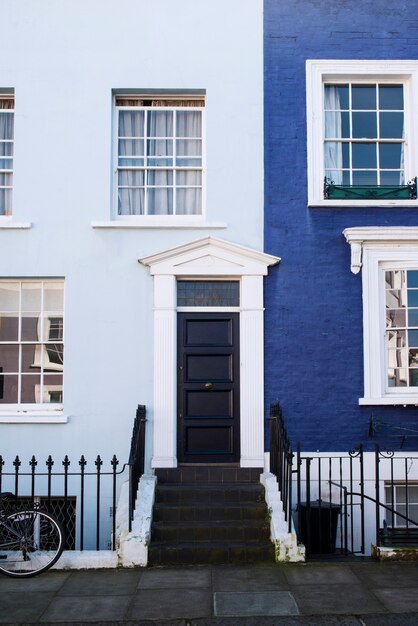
[[298, 500, 340, 554]]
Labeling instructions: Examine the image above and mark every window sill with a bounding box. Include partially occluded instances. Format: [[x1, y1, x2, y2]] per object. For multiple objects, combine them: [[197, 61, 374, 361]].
[[0, 412, 69, 423], [91, 219, 227, 229], [0, 219, 32, 229], [309, 199, 418, 208], [359, 397, 418, 406]]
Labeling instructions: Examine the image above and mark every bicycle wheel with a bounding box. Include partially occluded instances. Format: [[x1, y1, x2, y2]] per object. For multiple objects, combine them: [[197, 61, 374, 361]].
[[0, 509, 64, 577]]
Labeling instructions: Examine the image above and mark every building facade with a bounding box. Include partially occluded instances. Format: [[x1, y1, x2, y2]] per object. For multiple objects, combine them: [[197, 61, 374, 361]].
[[264, 0, 418, 553], [0, 0, 274, 554]]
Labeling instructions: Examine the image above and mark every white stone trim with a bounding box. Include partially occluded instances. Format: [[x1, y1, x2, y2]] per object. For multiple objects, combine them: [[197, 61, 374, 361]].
[[92, 220, 227, 229], [240, 276, 265, 466], [0, 413, 68, 423], [140, 237, 280, 468], [116, 475, 156, 567], [51, 550, 119, 570], [261, 472, 305, 562], [0, 220, 32, 229], [344, 227, 418, 404], [307, 60, 418, 207], [141, 236, 279, 274], [152, 275, 177, 468]]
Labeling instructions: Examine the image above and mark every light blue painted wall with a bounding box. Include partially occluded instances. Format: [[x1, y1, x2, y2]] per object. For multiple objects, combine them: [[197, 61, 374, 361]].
[[0, 0, 264, 469]]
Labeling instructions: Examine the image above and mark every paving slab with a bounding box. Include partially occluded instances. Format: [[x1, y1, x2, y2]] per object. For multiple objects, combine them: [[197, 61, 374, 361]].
[[212, 564, 288, 591], [57, 569, 142, 596], [0, 591, 55, 624], [214, 591, 299, 617], [349, 562, 418, 587], [283, 564, 360, 586], [0, 620, 364, 626], [138, 566, 211, 589], [292, 583, 385, 615], [38, 595, 132, 622], [0, 571, 70, 592], [127, 588, 212, 620], [362, 614, 418, 625], [194, 615, 360, 626], [372, 588, 418, 613]]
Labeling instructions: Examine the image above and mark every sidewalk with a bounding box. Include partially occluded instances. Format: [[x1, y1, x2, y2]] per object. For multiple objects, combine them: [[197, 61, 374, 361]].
[[2, 561, 418, 625]]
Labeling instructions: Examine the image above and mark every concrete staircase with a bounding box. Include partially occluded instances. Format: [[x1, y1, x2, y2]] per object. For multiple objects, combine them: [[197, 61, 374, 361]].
[[149, 466, 275, 565]]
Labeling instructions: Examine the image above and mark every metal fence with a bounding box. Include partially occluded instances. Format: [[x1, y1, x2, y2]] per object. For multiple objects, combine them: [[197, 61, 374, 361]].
[[269, 403, 418, 557], [0, 405, 146, 551]]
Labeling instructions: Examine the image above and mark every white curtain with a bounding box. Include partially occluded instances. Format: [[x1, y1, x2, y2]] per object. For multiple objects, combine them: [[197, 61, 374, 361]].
[[147, 110, 173, 215], [118, 106, 202, 216], [0, 108, 13, 216], [324, 87, 343, 185], [118, 111, 145, 215]]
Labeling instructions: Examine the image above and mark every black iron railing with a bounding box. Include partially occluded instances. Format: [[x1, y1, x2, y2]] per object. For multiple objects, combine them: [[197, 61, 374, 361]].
[[269, 403, 294, 534], [0, 405, 147, 550], [127, 404, 147, 531], [0, 452, 123, 551], [269, 403, 418, 558]]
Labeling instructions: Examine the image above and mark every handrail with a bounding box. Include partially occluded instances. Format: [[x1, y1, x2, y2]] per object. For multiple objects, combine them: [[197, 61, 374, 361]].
[[329, 479, 418, 552], [127, 405, 146, 532]]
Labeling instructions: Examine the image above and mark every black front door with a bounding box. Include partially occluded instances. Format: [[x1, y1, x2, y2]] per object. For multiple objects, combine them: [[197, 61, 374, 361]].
[[177, 312, 240, 463]]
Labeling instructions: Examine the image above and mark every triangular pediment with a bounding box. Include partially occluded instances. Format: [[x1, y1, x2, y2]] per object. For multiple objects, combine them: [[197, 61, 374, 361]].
[[140, 237, 280, 276]]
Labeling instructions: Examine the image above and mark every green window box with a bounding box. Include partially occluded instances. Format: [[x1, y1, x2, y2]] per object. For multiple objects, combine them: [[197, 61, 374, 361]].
[[324, 177, 417, 200]]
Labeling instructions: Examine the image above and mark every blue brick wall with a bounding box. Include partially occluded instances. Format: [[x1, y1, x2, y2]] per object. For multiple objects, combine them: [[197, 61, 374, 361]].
[[264, 0, 418, 452]]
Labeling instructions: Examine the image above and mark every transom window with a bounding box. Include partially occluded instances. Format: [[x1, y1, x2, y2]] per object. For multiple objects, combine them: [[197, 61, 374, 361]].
[[115, 96, 204, 217], [0, 280, 64, 407], [177, 281, 240, 307], [324, 82, 405, 186], [0, 96, 14, 216]]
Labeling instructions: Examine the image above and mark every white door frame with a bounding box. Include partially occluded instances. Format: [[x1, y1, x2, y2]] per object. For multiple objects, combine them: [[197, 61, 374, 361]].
[[140, 236, 279, 468]]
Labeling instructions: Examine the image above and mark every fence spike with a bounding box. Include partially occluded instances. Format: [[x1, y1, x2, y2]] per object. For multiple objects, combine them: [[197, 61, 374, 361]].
[[13, 456, 21, 468], [46, 455, 54, 469], [62, 455, 71, 469], [95, 455, 103, 468], [79, 455, 87, 468], [111, 454, 119, 468], [29, 455, 38, 468]]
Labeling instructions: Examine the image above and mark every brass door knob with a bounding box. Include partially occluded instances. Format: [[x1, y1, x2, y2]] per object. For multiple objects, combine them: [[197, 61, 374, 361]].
[[204, 382, 213, 390]]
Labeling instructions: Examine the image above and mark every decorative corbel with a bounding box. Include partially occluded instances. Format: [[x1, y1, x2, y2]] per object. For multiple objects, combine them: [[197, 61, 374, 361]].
[[349, 242, 362, 274]]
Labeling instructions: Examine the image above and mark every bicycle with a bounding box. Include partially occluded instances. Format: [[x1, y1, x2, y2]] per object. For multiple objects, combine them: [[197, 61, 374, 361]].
[[0, 492, 64, 578]]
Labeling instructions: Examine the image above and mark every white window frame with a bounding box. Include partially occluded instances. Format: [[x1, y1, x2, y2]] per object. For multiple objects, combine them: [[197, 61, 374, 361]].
[[0, 279, 64, 414], [307, 60, 418, 207], [344, 227, 418, 405], [112, 94, 206, 227], [385, 482, 418, 528], [0, 94, 14, 218]]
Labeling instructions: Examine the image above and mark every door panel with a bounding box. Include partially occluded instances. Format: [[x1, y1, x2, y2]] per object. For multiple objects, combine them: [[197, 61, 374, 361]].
[[186, 390, 232, 417], [178, 312, 240, 463], [186, 426, 233, 454], [186, 354, 232, 381], [185, 318, 232, 345]]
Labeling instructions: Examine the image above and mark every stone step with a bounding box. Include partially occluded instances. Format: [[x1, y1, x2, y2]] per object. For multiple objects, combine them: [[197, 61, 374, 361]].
[[152, 519, 270, 542], [152, 502, 267, 523], [155, 467, 263, 484], [150, 467, 273, 565], [148, 540, 275, 565], [154, 482, 265, 505]]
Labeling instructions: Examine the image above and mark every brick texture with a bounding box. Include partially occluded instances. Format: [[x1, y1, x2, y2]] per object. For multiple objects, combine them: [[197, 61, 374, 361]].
[[264, 0, 418, 452]]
